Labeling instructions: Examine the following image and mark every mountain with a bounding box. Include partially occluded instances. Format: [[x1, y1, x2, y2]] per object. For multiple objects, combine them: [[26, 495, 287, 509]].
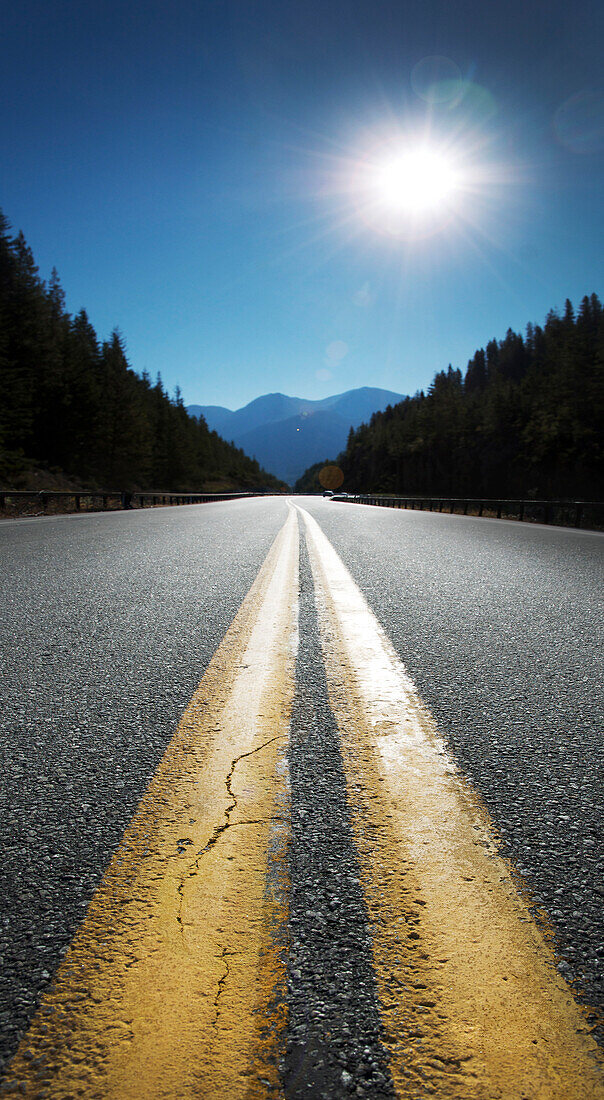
[[187, 394, 302, 437], [237, 410, 352, 488], [187, 387, 404, 484], [186, 404, 233, 434]]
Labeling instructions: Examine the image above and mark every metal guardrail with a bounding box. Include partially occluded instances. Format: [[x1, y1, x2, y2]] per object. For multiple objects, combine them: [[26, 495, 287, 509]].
[[334, 495, 603, 530], [0, 490, 265, 513]]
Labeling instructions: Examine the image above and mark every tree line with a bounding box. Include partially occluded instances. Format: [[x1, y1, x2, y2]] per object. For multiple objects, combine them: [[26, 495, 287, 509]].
[[0, 211, 284, 492], [297, 295, 603, 500]]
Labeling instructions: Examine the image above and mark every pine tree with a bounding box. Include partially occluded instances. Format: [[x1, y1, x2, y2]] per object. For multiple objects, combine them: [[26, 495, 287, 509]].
[[336, 297, 604, 500]]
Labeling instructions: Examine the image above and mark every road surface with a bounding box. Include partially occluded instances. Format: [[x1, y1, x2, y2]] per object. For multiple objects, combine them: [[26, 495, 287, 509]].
[[0, 497, 602, 1097]]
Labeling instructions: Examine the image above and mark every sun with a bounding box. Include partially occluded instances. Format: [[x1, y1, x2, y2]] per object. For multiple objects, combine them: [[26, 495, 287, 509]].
[[373, 146, 459, 216], [308, 116, 505, 246], [347, 136, 467, 239]]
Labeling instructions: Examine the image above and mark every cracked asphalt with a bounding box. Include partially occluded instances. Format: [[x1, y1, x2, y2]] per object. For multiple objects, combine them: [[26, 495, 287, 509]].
[[0, 499, 288, 1069], [1, 495, 603, 1086]]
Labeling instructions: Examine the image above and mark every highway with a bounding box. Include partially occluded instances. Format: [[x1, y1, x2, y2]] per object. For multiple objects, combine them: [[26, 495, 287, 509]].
[[0, 497, 602, 1097]]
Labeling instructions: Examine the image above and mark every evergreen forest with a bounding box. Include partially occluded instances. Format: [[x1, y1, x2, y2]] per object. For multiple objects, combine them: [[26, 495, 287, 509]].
[[297, 296, 603, 500], [0, 212, 284, 492]]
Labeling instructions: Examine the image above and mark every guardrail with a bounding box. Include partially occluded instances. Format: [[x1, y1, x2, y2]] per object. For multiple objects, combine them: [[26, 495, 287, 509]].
[[0, 490, 266, 513], [334, 495, 603, 530]]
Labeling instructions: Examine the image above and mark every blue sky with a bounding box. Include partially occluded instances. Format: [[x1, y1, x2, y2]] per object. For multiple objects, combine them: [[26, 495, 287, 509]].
[[1, 0, 603, 410]]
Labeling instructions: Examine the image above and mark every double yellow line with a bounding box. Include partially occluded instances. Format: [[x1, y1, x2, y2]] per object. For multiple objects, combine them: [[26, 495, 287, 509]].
[[4, 505, 603, 1098]]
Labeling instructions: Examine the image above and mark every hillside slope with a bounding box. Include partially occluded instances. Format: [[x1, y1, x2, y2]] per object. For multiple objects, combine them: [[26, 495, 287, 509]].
[[187, 387, 404, 483]]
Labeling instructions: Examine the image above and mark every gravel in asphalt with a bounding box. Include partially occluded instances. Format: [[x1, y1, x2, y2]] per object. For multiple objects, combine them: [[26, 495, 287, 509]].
[[0, 500, 288, 1068], [2, 496, 603, 1079], [300, 499, 604, 1037], [285, 532, 395, 1100]]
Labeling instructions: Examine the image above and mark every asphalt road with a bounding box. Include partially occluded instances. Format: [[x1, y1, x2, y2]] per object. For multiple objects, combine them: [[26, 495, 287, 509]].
[[301, 497, 604, 1031], [0, 499, 289, 1067], [285, 532, 395, 1098], [1, 496, 603, 1072]]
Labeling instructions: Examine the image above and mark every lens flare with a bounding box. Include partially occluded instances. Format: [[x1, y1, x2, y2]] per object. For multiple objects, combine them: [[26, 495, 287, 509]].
[[554, 90, 604, 153], [318, 465, 344, 490], [411, 56, 464, 105]]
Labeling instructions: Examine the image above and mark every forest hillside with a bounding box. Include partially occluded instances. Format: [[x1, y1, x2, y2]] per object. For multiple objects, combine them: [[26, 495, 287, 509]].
[[0, 211, 285, 493], [309, 297, 603, 500]]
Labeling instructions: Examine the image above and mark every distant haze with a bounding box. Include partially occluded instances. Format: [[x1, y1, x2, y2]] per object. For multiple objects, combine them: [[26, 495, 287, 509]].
[[187, 387, 404, 485]]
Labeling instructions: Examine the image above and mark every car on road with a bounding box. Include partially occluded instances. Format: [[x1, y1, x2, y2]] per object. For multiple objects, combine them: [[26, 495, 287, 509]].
[[322, 489, 334, 497]]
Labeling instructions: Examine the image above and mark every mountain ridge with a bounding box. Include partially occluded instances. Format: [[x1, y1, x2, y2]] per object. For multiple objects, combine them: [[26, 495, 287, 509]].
[[187, 386, 405, 483]]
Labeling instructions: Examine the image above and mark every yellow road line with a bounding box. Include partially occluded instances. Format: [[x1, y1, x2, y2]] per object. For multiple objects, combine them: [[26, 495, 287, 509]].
[[5, 507, 299, 1099], [298, 505, 603, 1100], [6, 503, 604, 1099]]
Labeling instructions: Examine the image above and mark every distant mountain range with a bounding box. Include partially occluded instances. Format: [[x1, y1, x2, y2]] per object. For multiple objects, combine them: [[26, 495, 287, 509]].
[[187, 387, 405, 485]]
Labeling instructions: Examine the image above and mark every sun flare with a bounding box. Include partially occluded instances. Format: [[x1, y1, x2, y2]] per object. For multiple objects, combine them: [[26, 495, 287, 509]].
[[373, 147, 459, 215]]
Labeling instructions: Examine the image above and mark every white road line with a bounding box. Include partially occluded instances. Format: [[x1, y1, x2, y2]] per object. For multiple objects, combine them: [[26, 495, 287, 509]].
[[297, 503, 603, 1099]]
